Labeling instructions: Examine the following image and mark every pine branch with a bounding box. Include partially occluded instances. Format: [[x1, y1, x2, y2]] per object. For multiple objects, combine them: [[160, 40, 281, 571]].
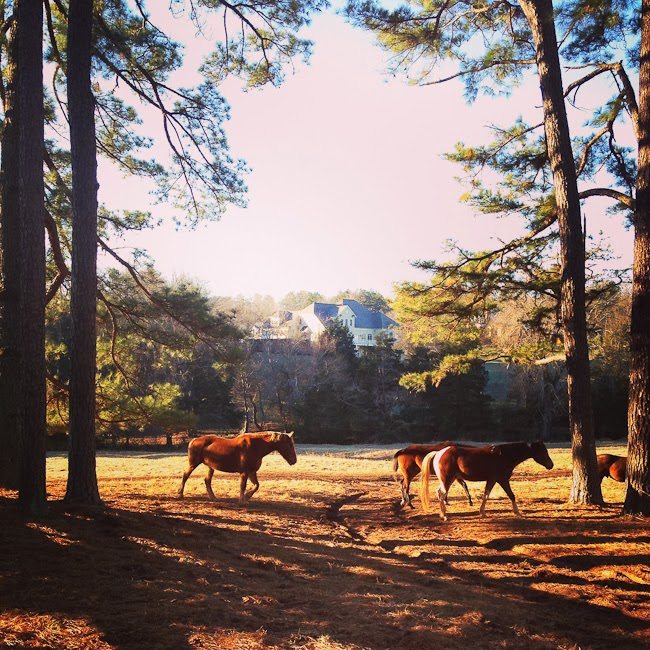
[[420, 57, 535, 86], [578, 187, 634, 208], [44, 208, 70, 304]]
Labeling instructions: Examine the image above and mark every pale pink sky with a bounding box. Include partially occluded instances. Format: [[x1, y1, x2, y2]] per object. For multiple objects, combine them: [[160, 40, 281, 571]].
[[98, 6, 634, 299]]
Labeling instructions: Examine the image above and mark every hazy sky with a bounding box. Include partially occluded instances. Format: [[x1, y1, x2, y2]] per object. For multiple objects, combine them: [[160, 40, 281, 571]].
[[99, 4, 634, 300]]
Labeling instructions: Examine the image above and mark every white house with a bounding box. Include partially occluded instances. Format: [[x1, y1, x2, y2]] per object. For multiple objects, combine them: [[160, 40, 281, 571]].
[[251, 299, 398, 349]]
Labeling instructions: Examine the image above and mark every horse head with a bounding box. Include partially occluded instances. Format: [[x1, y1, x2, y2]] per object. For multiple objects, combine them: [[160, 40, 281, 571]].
[[529, 441, 554, 470], [271, 431, 297, 466]]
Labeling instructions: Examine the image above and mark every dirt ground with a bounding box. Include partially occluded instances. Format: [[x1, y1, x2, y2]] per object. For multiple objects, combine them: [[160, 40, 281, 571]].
[[0, 442, 648, 649]]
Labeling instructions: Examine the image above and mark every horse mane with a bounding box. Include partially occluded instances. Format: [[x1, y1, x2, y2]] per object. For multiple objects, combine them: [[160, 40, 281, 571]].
[[490, 442, 533, 452], [239, 431, 286, 439]]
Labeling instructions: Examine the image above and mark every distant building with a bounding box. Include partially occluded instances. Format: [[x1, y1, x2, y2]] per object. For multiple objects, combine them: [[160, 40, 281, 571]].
[[251, 299, 399, 349]]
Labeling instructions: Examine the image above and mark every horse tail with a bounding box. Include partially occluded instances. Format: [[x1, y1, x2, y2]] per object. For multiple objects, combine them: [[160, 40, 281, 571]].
[[392, 452, 401, 476], [420, 450, 437, 512]]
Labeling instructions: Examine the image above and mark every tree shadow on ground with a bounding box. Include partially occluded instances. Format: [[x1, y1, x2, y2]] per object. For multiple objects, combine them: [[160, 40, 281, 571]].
[[1, 493, 648, 650]]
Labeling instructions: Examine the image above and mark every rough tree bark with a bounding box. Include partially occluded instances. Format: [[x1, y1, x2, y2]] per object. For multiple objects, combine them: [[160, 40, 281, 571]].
[[65, 0, 101, 505], [624, 0, 650, 516], [0, 18, 21, 490], [16, 0, 47, 514], [519, 0, 602, 504]]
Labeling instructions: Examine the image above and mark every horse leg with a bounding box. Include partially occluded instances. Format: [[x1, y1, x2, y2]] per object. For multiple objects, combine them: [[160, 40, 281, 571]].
[[204, 468, 217, 501], [177, 463, 197, 498], [395, 462, 412, 509], [395, 472, 407, 509], [499, 480, 521, 516], [398, 482, 407, 509], [239, 473, 248, 504], [479, 480, 496, 517], [437, 475, 455, 521], [244, 471, 259, 501], [405, 475, 415, 509], [442, 478, 469, 505], [457, 478, 473, 506], [437, 484, 448, 520]]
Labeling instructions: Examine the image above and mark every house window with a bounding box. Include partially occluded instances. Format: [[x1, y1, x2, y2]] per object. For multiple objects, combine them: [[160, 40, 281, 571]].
[[368, 334, 373, 341]]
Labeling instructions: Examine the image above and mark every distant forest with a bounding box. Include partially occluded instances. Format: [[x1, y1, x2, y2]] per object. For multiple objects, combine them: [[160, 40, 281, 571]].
[[44, 282, 629, 446]]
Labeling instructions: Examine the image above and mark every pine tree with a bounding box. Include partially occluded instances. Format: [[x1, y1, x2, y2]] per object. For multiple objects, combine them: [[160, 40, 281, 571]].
[[65, 0, 101, 505], [16, 0, 47, 515], [0, 9, 21, 490], [625, 0, 650, 515]]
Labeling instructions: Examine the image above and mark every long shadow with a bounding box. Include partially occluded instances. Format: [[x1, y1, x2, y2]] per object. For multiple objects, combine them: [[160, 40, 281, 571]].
[[414, 552, 650, 594], [551, 554, 650, 570], [483, 534, 650, 551], [1, 496, 648, 650]]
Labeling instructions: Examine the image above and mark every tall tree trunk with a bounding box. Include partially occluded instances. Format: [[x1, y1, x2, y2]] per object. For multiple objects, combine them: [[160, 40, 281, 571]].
[[624, 0, 650, 516], [16, 0, 47, 515], [519, 0, 602, 504], [65, 0, 101, 505], [0, 18, 22, 490]]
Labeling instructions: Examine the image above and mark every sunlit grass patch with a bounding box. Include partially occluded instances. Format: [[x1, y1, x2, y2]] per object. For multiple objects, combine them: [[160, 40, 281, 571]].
[[0, 612, 110, 649]]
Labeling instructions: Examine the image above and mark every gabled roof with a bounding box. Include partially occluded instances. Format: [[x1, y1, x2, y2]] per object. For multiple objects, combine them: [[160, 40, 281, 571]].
[[300, 299, 398, 329], [311, 302, 339, 323], [341, 299, 399, 329]]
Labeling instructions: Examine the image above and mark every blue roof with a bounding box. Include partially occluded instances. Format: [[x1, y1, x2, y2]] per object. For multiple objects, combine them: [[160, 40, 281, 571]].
[[342, 299, 398, 328], [312, 302, 339, 322], [301, 299, 398, 329]]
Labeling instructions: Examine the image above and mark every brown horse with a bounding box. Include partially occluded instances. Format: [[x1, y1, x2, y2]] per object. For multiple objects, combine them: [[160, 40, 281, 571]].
[[177, 431, 297, 503], [393, 443, 473, 509], [597, 453, 626, 483], [420, 442, 554, 520]]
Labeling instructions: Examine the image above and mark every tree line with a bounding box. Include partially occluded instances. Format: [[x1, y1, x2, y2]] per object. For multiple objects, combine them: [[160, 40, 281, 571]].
[[35, 283, 632, 447]]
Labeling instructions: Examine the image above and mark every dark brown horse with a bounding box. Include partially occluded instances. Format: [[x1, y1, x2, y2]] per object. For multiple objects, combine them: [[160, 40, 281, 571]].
[[393, 443, 473, 508], [420, 442, 554, 520], [597, 453, 626, 483], [177, 432, 297, 503]]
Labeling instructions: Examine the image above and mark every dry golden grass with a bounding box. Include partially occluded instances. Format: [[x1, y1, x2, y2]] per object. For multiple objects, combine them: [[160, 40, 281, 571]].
[[1, 442, 648, 649]]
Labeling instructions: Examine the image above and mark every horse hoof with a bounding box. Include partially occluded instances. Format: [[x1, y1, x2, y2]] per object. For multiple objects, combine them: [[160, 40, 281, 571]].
[[440, 515, 448, 522]]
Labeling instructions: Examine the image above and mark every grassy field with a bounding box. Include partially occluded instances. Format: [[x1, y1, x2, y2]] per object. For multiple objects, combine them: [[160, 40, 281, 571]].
[[0, 441, 648, 649]]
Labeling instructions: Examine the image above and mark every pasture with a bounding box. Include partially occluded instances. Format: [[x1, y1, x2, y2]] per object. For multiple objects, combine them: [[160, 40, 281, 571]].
[[0, 442, 648, 649]]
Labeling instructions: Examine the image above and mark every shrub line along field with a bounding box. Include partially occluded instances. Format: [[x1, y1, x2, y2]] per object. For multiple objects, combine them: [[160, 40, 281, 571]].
[[1, 442, 648, 649]]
